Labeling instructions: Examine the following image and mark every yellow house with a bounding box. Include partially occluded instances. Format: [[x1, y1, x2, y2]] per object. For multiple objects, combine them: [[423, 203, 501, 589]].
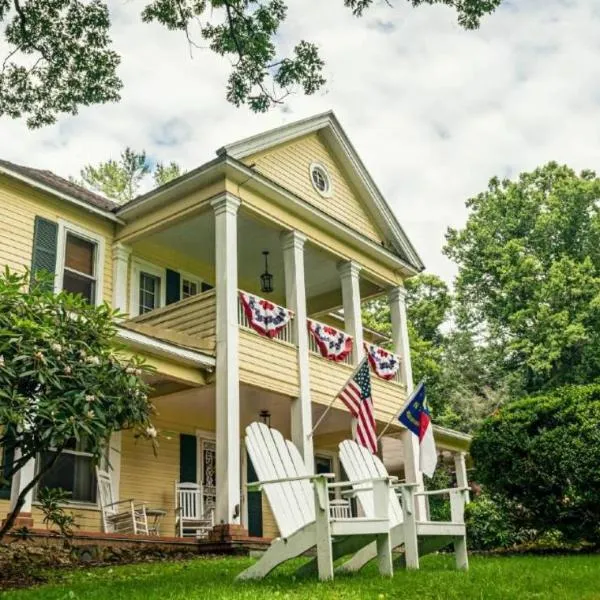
[[0, 112, 470, 541]]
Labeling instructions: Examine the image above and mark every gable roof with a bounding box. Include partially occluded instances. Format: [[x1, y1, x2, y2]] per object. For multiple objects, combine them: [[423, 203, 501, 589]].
[[0, 158, 121, 218], [218, 111, 425, 271]]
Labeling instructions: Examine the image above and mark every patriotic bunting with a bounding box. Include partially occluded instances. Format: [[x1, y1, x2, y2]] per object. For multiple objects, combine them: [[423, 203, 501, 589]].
[[308, 320, 353, 362], [364, 342, 401, 380], [239, 292, 293, 338]]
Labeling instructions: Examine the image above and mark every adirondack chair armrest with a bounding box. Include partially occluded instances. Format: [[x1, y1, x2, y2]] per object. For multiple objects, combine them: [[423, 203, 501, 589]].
[[328, 476, 397, 490], [247, 473, 335, 492], [414, 486, 470, 497]]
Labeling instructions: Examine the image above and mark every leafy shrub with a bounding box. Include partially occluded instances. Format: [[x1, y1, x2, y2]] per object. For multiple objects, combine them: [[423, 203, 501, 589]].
[[37, 488, 78, 538], [470, 384, 600, 545]]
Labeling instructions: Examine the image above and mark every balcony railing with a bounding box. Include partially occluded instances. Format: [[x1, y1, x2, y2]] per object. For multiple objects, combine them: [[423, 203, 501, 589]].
[[237, 290, 295, 345]]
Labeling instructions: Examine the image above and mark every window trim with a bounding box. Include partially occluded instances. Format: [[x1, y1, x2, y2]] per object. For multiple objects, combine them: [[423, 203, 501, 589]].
[[314, 450, 342, 499], [309, 162, 333, 198], [54, 220, 105, 306], [130, 258, 166, 317], [179, 270, 203, 300]]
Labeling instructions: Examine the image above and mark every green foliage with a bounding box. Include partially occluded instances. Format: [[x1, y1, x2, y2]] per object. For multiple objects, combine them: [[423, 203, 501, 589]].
[[0, 269, 157, 539], [445, 163, 600, 395], [470, 383, 600, 544], [1, 0, 503, 128], [37, 487, 78, 538], [424, 460, 452, 522], [73, 148, 185, 204], [405, 274, 451, 344]]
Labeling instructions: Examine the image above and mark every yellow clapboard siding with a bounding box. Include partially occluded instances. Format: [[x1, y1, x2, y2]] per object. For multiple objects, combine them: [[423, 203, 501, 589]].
[[0, 176, 115, 303], [261, 496, 278, 539], [245, 133, 383, 244], [239, 329, 299, 397], [309, 354, 406, 423]]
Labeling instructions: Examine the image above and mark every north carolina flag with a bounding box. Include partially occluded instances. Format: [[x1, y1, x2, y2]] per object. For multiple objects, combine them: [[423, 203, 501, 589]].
[[398, 382, 437, 477]]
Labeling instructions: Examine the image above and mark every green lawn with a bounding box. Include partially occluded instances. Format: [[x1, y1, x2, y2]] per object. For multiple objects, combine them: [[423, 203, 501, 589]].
[[1, 554, 599, 600]]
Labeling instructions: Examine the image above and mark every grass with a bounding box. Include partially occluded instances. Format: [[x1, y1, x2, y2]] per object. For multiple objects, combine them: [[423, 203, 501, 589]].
[[1, 554, 599, 600]]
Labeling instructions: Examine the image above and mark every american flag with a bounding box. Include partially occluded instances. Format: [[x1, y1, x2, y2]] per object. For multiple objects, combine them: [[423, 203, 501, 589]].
[[339, 359, 377, 454]]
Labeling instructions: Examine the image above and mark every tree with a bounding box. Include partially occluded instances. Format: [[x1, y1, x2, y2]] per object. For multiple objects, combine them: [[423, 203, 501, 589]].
[[470, 383, 600, 545], [74, 148, 184, 204], [445, 162, 600, 395], [0, 269, 156, 540], [0, 0, 504, 128]]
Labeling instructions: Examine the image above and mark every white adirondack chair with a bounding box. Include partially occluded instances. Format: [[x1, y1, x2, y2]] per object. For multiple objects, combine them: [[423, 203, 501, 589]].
[[237, 422, 395, 581], [96, 468, 149, 535], [175, 482, 214, 538], [337, 440, 469, 572]]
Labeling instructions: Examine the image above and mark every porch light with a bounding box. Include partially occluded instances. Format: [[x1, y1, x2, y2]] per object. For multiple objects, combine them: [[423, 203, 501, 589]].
[[259, 410, 271, 427], [260, 250, 273, 294]]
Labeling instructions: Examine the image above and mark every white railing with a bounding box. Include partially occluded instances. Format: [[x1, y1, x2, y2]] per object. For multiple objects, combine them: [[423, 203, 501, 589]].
[[237, 291, 295, 345], [307, 319, 354, 366]]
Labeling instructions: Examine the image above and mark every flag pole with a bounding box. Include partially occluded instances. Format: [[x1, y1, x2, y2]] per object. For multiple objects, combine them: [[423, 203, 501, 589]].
[[307, 357, 368, 439], [376, 379, 425, 442]]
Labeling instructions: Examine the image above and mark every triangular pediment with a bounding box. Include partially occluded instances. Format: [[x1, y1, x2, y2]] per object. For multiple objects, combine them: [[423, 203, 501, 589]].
[[218, 112, 424, 271]]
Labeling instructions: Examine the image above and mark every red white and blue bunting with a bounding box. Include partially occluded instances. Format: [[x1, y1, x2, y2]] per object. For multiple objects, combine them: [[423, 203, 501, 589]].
[[364, 342, 400, 380], [308, 320, 353, 362], [239, 292, 293, 339]]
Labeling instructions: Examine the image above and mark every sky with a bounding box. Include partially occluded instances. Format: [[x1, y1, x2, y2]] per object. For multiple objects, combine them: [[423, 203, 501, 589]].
[[1, 0, 600, 283]]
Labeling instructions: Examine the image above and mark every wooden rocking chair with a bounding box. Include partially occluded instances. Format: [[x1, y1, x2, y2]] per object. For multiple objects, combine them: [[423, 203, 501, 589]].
[[337, 440, 469, 572], [96, 468, 149, 535], [236, 422, 395, 582], [175, 482, 214, 538]]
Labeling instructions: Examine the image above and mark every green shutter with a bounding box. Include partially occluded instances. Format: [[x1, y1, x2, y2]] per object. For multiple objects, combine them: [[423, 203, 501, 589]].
[[247, 455, 263, 537], [166, 269, 181, 305], [31, 216, 58, 291], [179, 434, 197, 483]]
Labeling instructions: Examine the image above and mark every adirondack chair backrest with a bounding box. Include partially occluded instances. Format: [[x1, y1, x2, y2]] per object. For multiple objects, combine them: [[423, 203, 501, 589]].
[[339, 440, 403, 527], [96, 468, 116, 516], [176, 482, 203, 520], [245, 422, 315, 539]]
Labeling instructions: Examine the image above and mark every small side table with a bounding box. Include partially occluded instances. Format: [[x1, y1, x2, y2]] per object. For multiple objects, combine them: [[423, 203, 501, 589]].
[[146, 508, 167, 536]]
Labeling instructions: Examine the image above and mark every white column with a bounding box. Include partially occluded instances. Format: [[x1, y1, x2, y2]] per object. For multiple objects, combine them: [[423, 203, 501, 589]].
[[282, 231, 314, 472], [211, 194, 241, 526], [389, 286, 413, 388], [388, 286, 425, 517], [454, 452, 470, 503], [112, 243, 131, 313], [108, 432, 122, 502], [9, 449, 36, 514], [338, 261, 364, 365]]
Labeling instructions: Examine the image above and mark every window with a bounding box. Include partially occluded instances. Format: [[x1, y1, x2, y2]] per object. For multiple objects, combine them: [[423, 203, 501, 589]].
[[130, 259, 166, 317], [0, 438, 15, 500], [182, 277, 198, 300], [310, 163, 332, 196], [62, 233, 97, 303], [37, 438, 97, 504], [139, 272, 161, 314]]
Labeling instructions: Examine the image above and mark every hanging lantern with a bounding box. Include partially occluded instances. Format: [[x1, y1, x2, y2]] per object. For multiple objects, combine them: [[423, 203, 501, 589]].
[[260, 250, 273, 294], [259, 410, 271, 427]]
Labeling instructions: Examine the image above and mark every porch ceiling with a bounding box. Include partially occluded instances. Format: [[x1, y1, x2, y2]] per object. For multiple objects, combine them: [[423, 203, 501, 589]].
[[137, 210, 382, 312]]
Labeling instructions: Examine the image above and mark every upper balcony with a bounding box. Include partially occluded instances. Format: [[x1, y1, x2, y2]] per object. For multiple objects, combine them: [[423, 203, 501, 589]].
[[122, 287, 407, 424]]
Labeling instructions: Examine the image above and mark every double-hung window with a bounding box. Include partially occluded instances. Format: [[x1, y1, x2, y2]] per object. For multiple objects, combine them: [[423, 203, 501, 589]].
[[56, 222, 104, 305], [131, 260, 166, 316], [37, 437, 98, 504]]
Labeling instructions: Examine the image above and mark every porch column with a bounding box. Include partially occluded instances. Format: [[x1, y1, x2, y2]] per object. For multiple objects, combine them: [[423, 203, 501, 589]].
[[211, 194, 242, 531], [454, 452, 470, 503], [3, 449, 36, 529], [388, 286, 425, 517], [282, 231, 314, 472], [112, 243, 131, 313], [338, 261, 364, 364]]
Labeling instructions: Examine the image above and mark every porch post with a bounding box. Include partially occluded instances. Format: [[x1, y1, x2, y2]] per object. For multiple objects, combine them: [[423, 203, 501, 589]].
[[211, 194, 243, 533], [112, 243, 131, 313], [388, 285, 426, 518], [282, 231, 314, 472], [338, 261, 364, 364], [454, 452, 470, 503], [3, 449, 36, 529]]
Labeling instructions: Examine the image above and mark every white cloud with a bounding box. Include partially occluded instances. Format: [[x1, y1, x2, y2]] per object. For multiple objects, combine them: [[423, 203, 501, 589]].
[[1, 0, 599, 283]]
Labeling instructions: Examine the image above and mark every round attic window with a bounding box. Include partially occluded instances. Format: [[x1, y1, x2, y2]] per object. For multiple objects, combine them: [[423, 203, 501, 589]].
[[310, 163, 332, 196]]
